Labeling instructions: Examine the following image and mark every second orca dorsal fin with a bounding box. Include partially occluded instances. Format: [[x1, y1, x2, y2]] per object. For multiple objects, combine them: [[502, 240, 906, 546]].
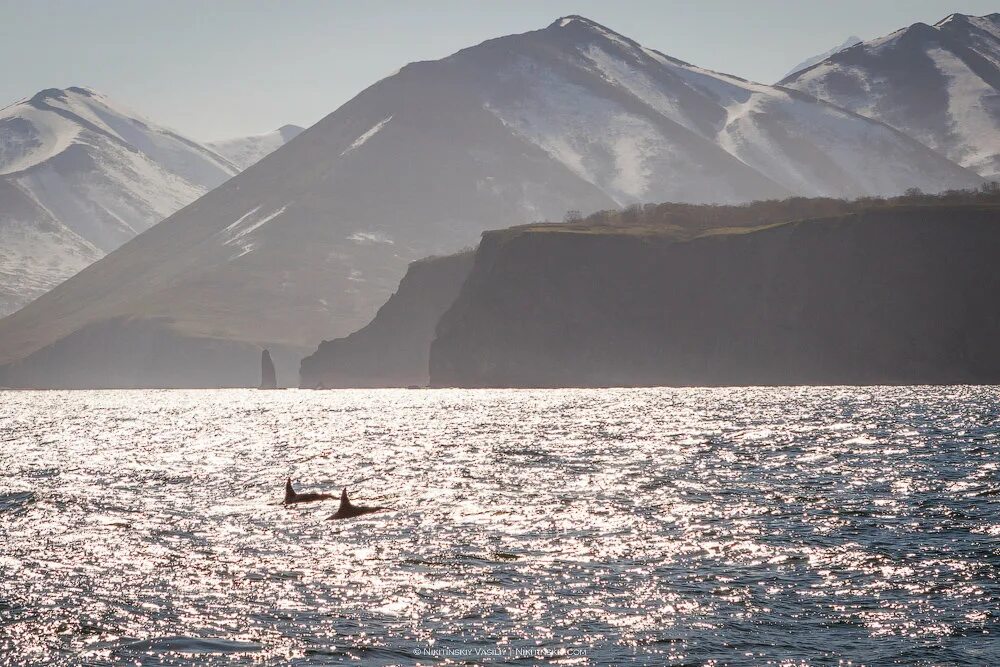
[[339, 488, 353, 511]]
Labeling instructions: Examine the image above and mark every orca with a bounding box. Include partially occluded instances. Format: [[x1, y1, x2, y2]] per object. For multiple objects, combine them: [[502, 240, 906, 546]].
[[329, 488, 387, 520], [284, 478, 334, 504]]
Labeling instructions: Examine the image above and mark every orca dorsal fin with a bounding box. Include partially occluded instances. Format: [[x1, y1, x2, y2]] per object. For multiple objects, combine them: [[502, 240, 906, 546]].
[[339, 488, 353, 511], [285, 477, 296, 502]]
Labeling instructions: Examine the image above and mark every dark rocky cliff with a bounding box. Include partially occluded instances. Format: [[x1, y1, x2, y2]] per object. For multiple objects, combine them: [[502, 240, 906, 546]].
[[300, 251, 474, 388], [430, 205, 1000, 387]]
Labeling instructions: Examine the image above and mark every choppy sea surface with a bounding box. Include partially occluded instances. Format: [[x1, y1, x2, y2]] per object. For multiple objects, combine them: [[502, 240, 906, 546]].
[[1, 387, 998, 666]]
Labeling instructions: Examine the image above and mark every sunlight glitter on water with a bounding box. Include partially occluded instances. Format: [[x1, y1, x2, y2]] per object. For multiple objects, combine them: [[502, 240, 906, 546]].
[[1, 387, 999, 665]]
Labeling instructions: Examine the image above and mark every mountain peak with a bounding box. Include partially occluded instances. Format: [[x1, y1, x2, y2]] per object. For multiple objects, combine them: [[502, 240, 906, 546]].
[[24, 86, 105, 110], [542, 14, 651, 60], [935, 12, 979, 27], [31, 85, 98, 100], [549, 15, 601, 29], [547, 15, 630, 41], [900, 21, 939, 38], [939, 12, 963, 22], [64, 85, 98, 97], [29, 87, 71, 104]]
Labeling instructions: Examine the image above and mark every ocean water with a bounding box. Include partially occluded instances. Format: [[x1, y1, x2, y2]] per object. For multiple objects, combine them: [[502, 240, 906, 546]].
[[0, 387, 998, 666]]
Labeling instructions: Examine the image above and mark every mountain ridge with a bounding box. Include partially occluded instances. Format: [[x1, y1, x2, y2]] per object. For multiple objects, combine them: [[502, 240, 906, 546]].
[[0, 16, 984, 387], [782, 12, 1000, 178]]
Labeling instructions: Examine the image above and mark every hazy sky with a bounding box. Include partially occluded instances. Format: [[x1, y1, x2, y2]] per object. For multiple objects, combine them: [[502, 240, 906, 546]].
[[1, 0, 994, 141]]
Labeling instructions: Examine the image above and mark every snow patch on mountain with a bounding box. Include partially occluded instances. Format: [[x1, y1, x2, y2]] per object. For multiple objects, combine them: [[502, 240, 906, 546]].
[[14, 136, 208, 249], [0, 105, 80, 175], [0, 181, 102, 316], [225, 205, 287, 245], [348, 231, 394, 245], [223, 207, 261, 232], [580, 45, 702, 135], [927, 47, 999, 174], [0, 219, 100, 316], [487, 60, 664, 202], [220, 205, 287, 260], [341, 116, 392, 156], [219, 205, 285, 261]]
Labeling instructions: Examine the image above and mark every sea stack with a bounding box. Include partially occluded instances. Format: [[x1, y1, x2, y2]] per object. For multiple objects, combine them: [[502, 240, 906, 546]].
[[260, 349, 277, 389]]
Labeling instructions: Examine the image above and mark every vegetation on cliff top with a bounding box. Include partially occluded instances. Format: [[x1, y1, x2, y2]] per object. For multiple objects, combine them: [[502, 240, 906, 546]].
[[504, 183, 1000, 241]]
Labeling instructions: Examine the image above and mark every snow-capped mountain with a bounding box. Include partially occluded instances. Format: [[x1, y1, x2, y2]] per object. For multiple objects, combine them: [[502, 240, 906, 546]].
[[208, 124, 305, 169], [781, 13, 1000, 178], [0, 17, 982, 387], [0, 86, 239, 314], [494, 17, 975, 201], [782, 36, 863, 80]]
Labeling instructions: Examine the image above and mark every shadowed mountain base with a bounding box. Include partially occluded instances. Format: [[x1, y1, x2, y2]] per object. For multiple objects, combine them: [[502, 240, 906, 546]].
[[0, 317, 304, 389]]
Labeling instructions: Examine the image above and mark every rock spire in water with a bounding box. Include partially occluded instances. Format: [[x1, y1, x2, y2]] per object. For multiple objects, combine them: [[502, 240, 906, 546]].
[[260, 349, 277, 389]]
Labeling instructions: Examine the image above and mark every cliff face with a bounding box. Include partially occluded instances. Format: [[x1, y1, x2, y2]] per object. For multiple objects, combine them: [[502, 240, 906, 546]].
[[300, 251, 474, 388], [430, 206, 1000, 387]]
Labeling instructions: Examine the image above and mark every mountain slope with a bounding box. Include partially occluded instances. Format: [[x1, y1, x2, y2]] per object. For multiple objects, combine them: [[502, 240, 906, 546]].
[[782, 36, 863, 80], [0, 87, 239, 314], [0, 181, 102, 317], [0, 18, 982, 388], [781, 13, 1000, 178], [207, 124, 305, 169]]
